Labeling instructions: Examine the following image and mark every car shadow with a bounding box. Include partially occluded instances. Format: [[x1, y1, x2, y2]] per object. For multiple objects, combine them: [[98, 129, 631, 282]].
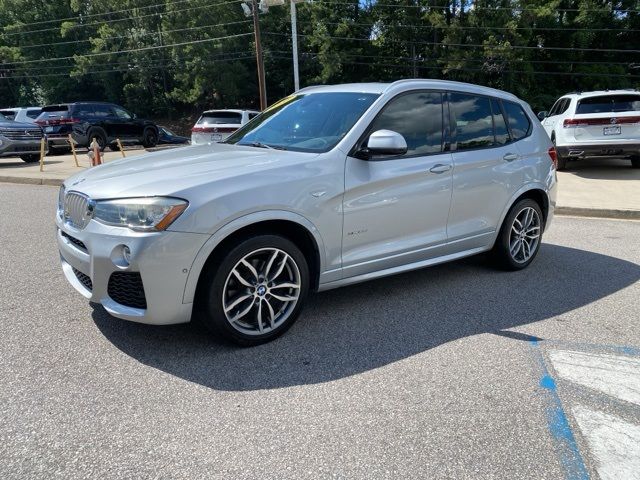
[[563, 157, 639, 180], [0, 159, 64, 168], [92, 244, 640, 391]]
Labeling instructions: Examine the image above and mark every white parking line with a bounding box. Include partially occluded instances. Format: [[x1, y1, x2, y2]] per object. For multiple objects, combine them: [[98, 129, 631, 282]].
[[572, 406, 640, 480], [549, 350, 640, 406]]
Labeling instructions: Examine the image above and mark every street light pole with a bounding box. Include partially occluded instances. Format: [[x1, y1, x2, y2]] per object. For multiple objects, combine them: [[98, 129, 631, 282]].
[[251, 0, 267, 109], [290, 1, 300, 91]]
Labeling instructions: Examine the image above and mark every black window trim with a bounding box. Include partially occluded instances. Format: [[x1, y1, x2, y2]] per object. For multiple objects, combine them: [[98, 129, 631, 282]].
[[350, 89, 450, 161]]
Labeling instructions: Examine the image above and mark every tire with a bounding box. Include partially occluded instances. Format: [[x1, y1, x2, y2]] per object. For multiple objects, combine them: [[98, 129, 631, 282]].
[[552, 135, 568, 170], [20, 154, 40, 163], [197, 234, 309, 346], [107, 143, 119, 152], [87, 129, 107, 151], [631, 156, 640, 168], [142, 127, 158, 148], [492, 199, 544, 271]]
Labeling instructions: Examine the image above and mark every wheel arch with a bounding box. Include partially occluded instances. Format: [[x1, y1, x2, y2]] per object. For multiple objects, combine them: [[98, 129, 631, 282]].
[[496, 184, 551, 239], [182, 211, 325, 305]]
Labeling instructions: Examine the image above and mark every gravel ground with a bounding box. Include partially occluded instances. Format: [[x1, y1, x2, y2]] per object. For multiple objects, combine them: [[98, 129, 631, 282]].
[[1, 183, 638, 479]]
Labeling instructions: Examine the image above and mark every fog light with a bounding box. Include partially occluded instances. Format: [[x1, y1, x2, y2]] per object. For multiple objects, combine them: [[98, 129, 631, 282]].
[[123, 245, 131, 264]]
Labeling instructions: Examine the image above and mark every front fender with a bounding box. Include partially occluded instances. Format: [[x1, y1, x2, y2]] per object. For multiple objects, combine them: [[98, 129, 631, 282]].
[[181, 209, 326, 304]]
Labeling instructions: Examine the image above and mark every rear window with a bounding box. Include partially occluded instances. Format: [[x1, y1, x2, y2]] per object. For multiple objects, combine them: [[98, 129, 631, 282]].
[[38, 105, 69, 120], [576, 95, 640, 114], [0, 110, 16, 120], [198, 111, 242, 125]]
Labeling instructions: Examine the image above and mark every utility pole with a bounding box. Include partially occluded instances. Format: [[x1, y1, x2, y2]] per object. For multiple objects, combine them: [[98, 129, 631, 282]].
[[290, 0, 300, 91], [251, 0, 267, 110]]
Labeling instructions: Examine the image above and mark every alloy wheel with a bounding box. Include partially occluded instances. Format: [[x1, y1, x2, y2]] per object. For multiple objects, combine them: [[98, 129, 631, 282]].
[[509, 206, 541, 264], [222, 248, 301, 336]]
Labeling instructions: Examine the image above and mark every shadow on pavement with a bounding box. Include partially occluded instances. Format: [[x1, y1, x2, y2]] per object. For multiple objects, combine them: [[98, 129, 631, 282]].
[[93, 244, 640, 391], [563, 157, 639, 180]]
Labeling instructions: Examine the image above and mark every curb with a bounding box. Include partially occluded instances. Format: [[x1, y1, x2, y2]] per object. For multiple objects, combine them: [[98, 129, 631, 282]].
[[0, 175, 63, 187], [555, 206, 640, 220]]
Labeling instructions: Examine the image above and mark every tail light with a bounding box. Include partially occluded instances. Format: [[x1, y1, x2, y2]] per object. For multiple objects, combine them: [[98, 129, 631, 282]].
[[35, 118, 79, 126], [547, 146, 558, 169], [563, 119, 587, 128], [564, 116, 640, 128]]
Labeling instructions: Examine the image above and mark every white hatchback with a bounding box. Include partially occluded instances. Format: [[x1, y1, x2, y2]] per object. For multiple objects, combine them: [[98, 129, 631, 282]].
[[191, 109, 260, 145], [538, 90, 640, 169]]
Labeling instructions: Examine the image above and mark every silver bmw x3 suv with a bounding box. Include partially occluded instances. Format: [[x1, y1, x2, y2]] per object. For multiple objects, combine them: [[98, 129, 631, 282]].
[[57, 80, 557, 345]]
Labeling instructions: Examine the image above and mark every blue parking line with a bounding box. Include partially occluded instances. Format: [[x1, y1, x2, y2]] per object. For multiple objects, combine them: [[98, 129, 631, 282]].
[[530, 339, 590, 480]]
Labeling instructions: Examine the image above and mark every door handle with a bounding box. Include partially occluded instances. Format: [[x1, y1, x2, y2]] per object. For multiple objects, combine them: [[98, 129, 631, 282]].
[[429, 163, 452, 174], [503, 153, 519, 162]]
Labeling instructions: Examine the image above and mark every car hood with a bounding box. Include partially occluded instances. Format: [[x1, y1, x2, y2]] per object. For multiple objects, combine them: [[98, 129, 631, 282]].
[[0, 119, 39, 129], [64, 142, 318, 199]]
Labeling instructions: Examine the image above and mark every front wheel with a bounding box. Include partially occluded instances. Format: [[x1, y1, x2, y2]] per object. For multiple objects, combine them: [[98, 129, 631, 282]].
[[198, 235, 309, 346], [142, 128, 158, 148], [492, 199, 544, 271]]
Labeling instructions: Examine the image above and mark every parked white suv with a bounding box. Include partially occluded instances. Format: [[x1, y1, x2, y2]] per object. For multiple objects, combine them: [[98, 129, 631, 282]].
[[0, 107, 42, 124], [538, 90, 640, 169], [57, 80, 557, 345], [191, 109, 259, 145]]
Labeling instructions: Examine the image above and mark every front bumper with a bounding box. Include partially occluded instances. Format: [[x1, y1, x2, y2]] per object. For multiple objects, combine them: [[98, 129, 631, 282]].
[[0, 135, 45, 157], [556, 143, 640, 159], [56, 214, 210, 325]]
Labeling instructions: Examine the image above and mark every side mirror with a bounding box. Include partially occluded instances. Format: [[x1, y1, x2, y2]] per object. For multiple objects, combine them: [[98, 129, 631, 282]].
[[364, 129, 407, 157], [537, 111, 548, 121]]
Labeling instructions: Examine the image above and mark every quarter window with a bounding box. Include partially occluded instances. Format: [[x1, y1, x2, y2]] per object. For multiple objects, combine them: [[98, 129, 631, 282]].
[[369, 92, 444, 156], [503, 101, 531, 140], [449, 93, 494, 150], [492, 99, 510, 145]]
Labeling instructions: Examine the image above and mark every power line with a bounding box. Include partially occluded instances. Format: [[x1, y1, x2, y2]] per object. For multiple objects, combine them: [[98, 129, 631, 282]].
[[297, 20, 640, 33], [264, 31, 640, 54], [1, 0, 244, 37], [1, 32, 253, 66], [3, 0, 196, 29], [0, 52, 257, 80], [17, 20, 252, 50], [315, 1, 640, 15]]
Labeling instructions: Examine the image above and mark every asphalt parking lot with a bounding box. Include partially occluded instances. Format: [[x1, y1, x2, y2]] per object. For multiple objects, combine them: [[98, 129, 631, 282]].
[[1, 183, 639, 479]]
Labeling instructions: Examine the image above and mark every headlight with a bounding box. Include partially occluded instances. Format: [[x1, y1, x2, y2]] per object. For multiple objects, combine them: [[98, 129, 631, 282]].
[[93, 197, 188, 232], [58, 185, 65, 216]]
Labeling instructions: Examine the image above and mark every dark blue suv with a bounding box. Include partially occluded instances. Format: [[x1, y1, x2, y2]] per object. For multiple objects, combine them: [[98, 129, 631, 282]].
[[35, 102, 159, 152]]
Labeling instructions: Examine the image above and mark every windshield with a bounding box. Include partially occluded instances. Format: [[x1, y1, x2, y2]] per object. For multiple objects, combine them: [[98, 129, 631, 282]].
[[0, 112, 7, 121], [225, 92, 380, 152]]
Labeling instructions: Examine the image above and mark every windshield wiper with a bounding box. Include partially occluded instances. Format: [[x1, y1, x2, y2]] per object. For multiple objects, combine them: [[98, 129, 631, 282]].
[[243, 141, 286, 150]]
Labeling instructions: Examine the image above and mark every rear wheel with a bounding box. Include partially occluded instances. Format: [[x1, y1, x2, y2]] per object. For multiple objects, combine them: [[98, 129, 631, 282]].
[[197, 234, 309, 346], [20, 154, 40, 163], [631, 156, 640, 168], [492, 199, 544, 271], [552, 136, 568, 170], [88, 129, 107, 151]]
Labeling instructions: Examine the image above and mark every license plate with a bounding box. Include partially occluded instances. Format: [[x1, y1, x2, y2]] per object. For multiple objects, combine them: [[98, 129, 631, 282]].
[[45, 126, 54, 133], [603, 126, 621, 135], [211, 133, 222, 141]]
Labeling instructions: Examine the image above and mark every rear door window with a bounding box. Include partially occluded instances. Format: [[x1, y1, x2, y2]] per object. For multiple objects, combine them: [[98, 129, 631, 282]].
[[449, 93, 494, 150], [26, 109, 41, 119], [503, 101, 531, 140], [198, 111, 243, 125], [576, 95, 640, 114], [369, 91, 444, 156]]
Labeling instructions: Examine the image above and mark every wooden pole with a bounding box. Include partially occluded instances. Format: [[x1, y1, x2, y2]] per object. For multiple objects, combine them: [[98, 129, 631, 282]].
[[39, 137, 45, 172], [68, 134, 80, 167], [116, 138, 126, 158]]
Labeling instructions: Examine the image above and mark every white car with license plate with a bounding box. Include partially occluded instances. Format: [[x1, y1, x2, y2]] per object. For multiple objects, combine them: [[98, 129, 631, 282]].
[[191, 109, 260, 145], [538, 90, 640, 169]]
